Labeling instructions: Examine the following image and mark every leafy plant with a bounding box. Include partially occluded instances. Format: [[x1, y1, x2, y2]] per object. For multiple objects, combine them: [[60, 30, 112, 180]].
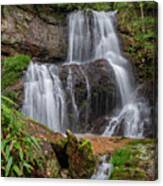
[[1, 96, 45, 177]]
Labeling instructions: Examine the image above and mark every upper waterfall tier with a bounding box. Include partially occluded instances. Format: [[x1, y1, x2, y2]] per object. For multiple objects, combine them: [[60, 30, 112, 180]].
[[67, 10, 120, 63]]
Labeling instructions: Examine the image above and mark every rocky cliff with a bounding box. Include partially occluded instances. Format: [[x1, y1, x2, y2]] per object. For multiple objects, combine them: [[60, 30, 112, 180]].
[[2, 5, 67, 61]]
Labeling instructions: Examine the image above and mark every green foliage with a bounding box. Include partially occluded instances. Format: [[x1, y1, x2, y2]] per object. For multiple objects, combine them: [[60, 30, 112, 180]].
[[1, 96, 44, 177], [110, 139, 155, 180], [53, 2, 112, 12], [79, 139, 92, 152], [2, 54, 31, 89], [115, 2, 157, 81], [110, 148, 131, 167]]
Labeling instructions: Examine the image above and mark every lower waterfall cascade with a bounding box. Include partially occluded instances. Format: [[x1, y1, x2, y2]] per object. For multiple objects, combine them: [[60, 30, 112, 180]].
[[22, 10, 151, 138], [91, 155, 113, 180]]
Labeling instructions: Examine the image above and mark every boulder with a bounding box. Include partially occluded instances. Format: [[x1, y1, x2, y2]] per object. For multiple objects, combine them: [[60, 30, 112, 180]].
[[66, 130, 96, 178], [27, 121, 97, 178]]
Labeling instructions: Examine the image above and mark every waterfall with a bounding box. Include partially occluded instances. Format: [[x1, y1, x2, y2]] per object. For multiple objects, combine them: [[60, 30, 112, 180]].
[[22, 62, 68, 132], [22, 10, 150, 137], [91, 155, 113, 180], [79, 65, 91, 123], [66, 10, 150, 137]]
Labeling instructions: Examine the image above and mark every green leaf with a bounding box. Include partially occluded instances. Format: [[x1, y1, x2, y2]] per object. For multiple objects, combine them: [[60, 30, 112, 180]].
[[5, 145, 10, 160], [19, 148, 24, 161], [13, 165, 22, 176], [23, 162, 33, 173], [5, 157, 13, 176]]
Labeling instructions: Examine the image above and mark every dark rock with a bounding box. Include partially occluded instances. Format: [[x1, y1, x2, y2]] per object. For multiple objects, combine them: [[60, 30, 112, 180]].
[[59, 59, 118, 132], [89, 116, 111, 134], [135, 80, 157, 138]]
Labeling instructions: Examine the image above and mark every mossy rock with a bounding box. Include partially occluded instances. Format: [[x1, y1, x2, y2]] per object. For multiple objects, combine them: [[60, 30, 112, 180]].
[[110, 139, 157, 180], [66, 130, 96, 178]]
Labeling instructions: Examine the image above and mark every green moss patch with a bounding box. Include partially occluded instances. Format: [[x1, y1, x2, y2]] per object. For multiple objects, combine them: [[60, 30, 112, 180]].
[[2, 54, 31, 104], [2, 54, 31, 89], [110, 139, 156, 180]]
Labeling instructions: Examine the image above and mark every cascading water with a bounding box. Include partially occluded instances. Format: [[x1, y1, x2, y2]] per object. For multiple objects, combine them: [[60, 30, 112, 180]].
[[23, 10, 150, 137], [79, 65, 91, 123], [66, 10, 150, 137], [22, 62, 68, 132], [91, 155, 113, 180]]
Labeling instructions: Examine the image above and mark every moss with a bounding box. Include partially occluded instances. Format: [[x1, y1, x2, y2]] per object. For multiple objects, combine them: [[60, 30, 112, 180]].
[[79, 139, 92, 151], [66, 130, 96, 178], [111, 166, 147, 180], [110, 139, 156, 180], [128, 138, 155, 145], [46, 155, 61, 178], [2, 54, 31, 90]]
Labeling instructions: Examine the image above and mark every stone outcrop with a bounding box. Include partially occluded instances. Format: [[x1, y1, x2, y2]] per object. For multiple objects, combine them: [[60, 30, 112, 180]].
[[59, 59, 118, 132], [66, 130, 96, 178], [27, 121, 97, 178], [1, 5, 67, 61]]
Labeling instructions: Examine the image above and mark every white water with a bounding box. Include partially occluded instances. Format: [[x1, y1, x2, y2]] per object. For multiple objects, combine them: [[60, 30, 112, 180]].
[[91, 155, 113, 180], [22, 62, 68, 132], [67, 10, 150, 138], [79, 65, 91, 123]]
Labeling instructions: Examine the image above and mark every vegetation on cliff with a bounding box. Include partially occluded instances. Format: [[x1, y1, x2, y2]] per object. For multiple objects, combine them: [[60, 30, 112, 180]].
[[2, 54, 31, 103]]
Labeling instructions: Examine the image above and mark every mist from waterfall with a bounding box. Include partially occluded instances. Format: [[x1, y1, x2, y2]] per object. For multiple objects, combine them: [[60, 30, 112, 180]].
[[22, 10, 150, 138]]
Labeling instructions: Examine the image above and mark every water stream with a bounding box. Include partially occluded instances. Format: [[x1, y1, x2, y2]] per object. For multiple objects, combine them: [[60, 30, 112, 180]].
[[91, 155, 113, 180]]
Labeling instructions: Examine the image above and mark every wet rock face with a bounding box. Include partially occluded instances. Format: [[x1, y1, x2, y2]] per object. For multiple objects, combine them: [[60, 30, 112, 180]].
[[1, 5, 67, 61], [59, 59, 118, 132], [135, 80, 157, 138], [89, 116, 111, 134]]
